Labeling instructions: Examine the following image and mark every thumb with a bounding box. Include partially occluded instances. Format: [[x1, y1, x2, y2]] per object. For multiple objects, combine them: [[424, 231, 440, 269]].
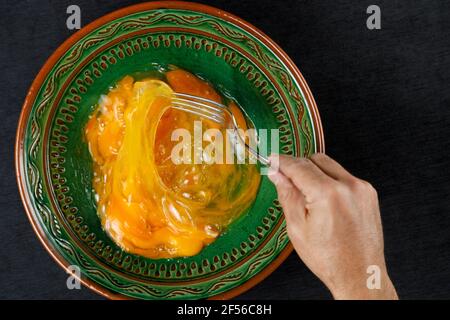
[[268, 169, 306, 225]]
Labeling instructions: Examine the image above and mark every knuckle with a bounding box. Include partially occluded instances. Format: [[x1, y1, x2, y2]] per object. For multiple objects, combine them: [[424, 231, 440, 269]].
[[321, 180, 342, 202], [350, 178, 378, 197], [310, 152, 328, 161], [366, 182, 378, 198], [290, 157, 313, 171], [297, 157, 313, 166]]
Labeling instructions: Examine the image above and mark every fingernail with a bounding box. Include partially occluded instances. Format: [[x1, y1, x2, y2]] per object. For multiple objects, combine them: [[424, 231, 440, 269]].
[[267, 170, 280, 185], [268, 154, 280, 170], [268, 153, 278, 163]]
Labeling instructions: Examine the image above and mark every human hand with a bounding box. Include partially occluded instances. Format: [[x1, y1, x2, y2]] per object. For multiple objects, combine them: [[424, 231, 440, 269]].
[[268, 153, 397, 300]]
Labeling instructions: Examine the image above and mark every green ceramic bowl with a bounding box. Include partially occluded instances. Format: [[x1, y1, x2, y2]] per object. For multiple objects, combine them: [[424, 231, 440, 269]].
[[16, 1, 324, 299]]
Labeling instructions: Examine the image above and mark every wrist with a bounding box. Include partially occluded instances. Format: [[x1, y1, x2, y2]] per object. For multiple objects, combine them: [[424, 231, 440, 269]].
[[330, 270, 398, 300]]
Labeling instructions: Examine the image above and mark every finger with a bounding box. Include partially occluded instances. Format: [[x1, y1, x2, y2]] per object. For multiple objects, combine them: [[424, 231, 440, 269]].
[[309, 153, 354, 181], [271, 154, 333, 201], [268, 169, 306, 225]]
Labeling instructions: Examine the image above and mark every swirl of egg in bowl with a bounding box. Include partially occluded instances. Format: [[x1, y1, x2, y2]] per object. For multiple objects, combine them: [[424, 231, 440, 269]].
[[84, 66, 261, 259]]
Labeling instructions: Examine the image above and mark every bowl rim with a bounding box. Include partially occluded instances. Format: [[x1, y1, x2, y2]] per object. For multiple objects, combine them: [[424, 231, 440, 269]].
[[15, 0, 324, 300]]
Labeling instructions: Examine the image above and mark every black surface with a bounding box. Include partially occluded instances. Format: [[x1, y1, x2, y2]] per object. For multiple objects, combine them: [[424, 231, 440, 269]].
[[1, 0, 449, 299]]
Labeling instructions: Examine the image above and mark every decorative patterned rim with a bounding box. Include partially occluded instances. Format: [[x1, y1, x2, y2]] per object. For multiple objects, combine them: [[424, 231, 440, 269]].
[[15, 1, 324, 299]]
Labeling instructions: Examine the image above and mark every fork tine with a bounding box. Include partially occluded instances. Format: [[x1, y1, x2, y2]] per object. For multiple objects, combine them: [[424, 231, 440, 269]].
[[171, 99, 225, 119], [171, 93, 227, 123], [171, 102, 225, 124], [173, 92, 226, 110], [172, 93, 270, 165], [172, 97, 224, 114]]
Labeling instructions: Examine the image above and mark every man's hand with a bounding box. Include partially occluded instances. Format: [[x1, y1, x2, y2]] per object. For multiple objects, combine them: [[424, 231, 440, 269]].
[[268, 153, 397, 300]]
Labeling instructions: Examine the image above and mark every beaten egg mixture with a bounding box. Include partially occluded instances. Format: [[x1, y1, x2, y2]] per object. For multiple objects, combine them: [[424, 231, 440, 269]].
[[85, 69, 260, 258]]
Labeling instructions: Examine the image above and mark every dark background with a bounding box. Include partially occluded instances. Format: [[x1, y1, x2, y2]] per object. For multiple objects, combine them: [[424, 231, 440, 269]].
[[1, 0, 449, 299]]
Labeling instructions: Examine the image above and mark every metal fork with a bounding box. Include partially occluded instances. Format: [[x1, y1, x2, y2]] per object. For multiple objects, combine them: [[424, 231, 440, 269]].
[[170, 92, 270, 166]]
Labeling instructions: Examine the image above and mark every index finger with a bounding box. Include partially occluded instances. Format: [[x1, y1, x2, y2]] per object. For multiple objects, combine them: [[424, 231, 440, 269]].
[[270, 154, 334, 201]]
